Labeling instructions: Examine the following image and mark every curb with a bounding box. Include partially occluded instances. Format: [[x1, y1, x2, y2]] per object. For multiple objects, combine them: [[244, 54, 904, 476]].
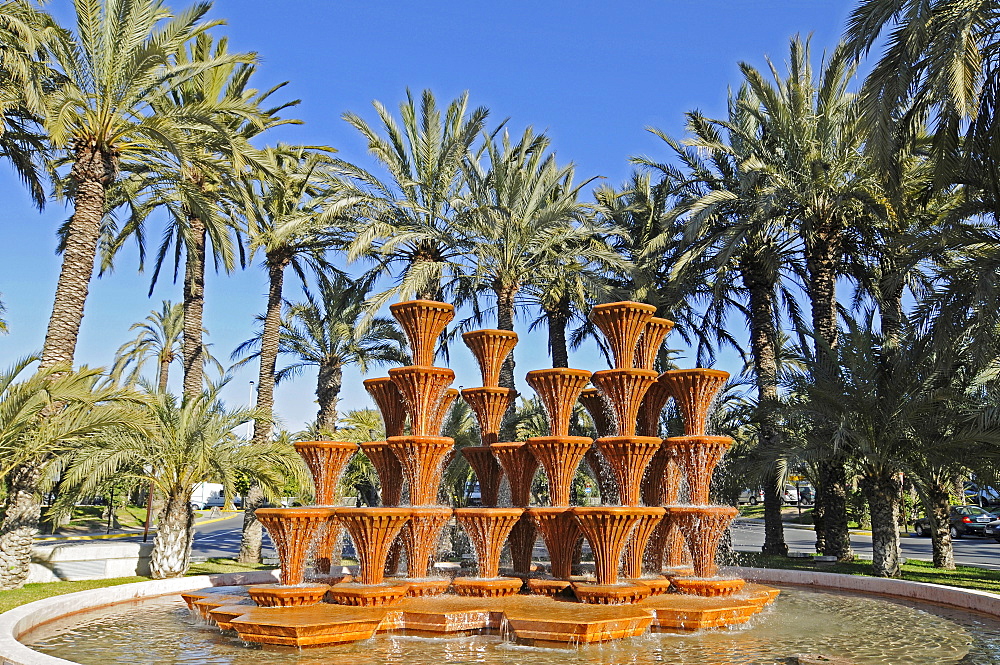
[[0, 569, 279, 665], [34, 513, 242, 542]]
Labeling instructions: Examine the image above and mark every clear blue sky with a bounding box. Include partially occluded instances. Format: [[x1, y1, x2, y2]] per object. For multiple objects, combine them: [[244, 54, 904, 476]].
[[0, 1, 856, 431]]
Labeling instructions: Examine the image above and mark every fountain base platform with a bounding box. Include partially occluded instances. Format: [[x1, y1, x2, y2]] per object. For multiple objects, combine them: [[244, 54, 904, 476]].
[[325, 582, 410, 607], [633, 577, 673, 596], [672, 577, 746, 597], [452, 577, 522, 597], [525, 578, 573, 597], [190, 582, 778, 647], [572, 582, 650, 605], [247, 584, 330, 607]]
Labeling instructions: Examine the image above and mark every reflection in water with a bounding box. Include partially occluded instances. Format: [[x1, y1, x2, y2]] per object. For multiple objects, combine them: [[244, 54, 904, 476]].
[[23, 586, 1000, 665]]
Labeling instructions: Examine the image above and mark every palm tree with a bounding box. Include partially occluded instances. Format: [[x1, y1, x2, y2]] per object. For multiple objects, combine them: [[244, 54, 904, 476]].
[[38, 0, 239, 369], [111, 301, 222, 391], [100, 33, 299, 400], [343, 89, 489, 303], [60, 386, 305, 578], [236, 145, 360, 563], [0, 358, 149, 589], [0, 294, 7, 334], [232, 277, 407, 434]]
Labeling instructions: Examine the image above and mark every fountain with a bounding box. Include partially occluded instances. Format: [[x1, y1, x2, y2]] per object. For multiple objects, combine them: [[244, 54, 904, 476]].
[[177, 299, 774, 647]]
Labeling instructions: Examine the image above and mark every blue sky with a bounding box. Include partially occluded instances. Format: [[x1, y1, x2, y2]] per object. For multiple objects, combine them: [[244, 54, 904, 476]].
[[0, 1, 856, 432]]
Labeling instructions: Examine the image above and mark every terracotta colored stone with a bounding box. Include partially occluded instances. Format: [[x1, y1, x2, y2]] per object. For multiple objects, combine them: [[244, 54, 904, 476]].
[[461, 446, 503, 507], [578, 388, 614, 437], [247, 584, 330, 607], [594, 436, 663, 506], [490, 441, 539, 507], [326, 582, 411, 607], [336, 507, 412, 585], [643, 592, 764, 631], [434, 388, 460, 434], [363, 377, 407, 438], [633, 577, 672, 596], [386, 435, 453, 505], [389, 366, 455, 437], [667, 505, 738, 578], [527, 507, 580, 579], [359, 441, 404, 507], [664, 435, 734, 505], [573, 582, 651, 605], [620, 507, 666, 579], [641, 444, 679, 507], [454, 507, 524, 578], [658, 368, 729, 436], [254, 507, 337, 587], [591, 369, 659, 437], [526, 435, 592, 506], [672, 577, 746, 597], [207, 603, 255, 630], [503, 597, 654, 643], [572, 506, 662, 585], [585, 446, 620, 505], [400, 506, 452, 578], [229, 604, 388, 647], [636, 373, 674, 437], [462, 329, 518, 387], [634, 317, 674, 370], [507, 514, 536, 574], [294, 441, 358, 506], [461, 387, 514, 446], [192, 595, 248, 620], [404, 579, 451, 597], [451, 577, 522, 597], [389, 300, 455, 366], [311, 517, 342, 575], [525, 368, 592, 437], [525, 578, 573, 597], [589, 301, 657, 369]]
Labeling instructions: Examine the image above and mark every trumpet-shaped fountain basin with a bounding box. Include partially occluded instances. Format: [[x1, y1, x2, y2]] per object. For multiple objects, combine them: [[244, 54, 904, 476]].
[[462, 329, 518, 387]]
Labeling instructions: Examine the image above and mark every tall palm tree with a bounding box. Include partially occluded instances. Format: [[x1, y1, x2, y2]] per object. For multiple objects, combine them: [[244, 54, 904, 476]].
[[343, 89, 489, 303], [236, 145, 359, 563], [60, 386, 305, 578], [38, 0, 238, 369], [232, 277, 407, 433], [0, 358, 150, 589]]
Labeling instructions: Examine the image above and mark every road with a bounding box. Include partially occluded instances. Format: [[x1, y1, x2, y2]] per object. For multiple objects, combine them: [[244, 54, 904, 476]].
[[731, 519, 1000, 570]]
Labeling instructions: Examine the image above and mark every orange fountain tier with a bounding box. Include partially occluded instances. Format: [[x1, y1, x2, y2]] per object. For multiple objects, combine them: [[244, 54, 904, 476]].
[[359, 442, 404, 507], [461, 387, 515, 446], [666, 505, 738, 579], [527, 507, 581, 579], [461, 446, 504, 507], [507, 515, 536, 574], [636, 372, 675, 437], [526, 436, 592, 507], [525, 368, 592, 437], [386, 435, 454, 505], [336, 507, 412, 585], [490, 442, 539, 507], [363, 377, 407, 438], [571, 506, 662, 585], [593, 436, 663, 506], [254, 507, 337, 587], [664, 435, 734, 505], [591, 369, 660, 437], [400, 506, 453, 578], [293, 441, 358, 506], [311, 517, 342, 575], [462, 329, 518, 387], [641, 444, 682, 507], [389, 300, 455, 366], [454, 508, 524, 578], [589, 301, 657, 369], [388, 366, 455, 437], [578, 388, 614, 438], [434, 388, 460, 434], [634, 317, 675, 371], [658, 368, 730, 436], [621, 507, 666, 579], [585, 447, 619, 506]]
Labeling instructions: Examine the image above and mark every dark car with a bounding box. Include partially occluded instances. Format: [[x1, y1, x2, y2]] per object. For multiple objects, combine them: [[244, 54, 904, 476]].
[[913, 505, 997, 538]]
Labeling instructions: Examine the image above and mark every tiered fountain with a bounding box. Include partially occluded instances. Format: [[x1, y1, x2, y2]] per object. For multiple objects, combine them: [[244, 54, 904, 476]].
[[182, 299, 778, 648]]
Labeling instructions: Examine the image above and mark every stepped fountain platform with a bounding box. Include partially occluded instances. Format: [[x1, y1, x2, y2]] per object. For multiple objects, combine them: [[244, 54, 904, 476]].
[[193, 582, 778, 647]]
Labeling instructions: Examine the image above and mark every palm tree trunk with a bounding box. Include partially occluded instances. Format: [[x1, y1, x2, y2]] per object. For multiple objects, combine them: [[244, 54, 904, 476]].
[[149, 488, 195, 578], [0, 462, 44, 589], [239, 255, 286, 564], [742, 264, 787, 556], [495, 283, 518, 441], [157, 354, 171, 393], [927, 481, 955, 569], [545, 296, 571, 368], [41, 147, 114, 368], [862, 473, 902, 577], [316, 362, 342, 433], [182, 214, 206, 400]]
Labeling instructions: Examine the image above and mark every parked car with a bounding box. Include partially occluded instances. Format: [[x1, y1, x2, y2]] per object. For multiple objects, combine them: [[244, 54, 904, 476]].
[[198, 495, 242, 510], [738, 489, 764, 505], [912, 505, 998, 538], [984, 519, 1000, 542]]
